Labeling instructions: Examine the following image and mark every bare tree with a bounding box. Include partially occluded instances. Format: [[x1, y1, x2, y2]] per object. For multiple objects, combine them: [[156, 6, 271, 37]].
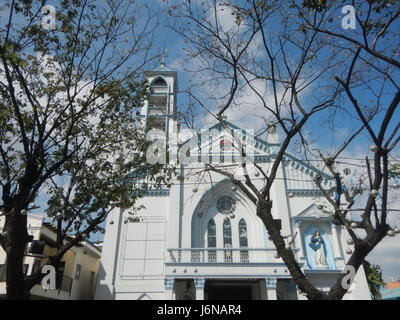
[[0, 0, 169, 299], [297, 0, 400, 299], [166, 0, 400, 300]]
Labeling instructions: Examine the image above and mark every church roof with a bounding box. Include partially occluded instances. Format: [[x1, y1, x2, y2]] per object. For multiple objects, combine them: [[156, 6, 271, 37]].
[[180, 118, 279, 152], [154, 63, 172, 72], [181, 119, 332, 176], [179, 119, 334, 193], [144, 63, 177, 76]]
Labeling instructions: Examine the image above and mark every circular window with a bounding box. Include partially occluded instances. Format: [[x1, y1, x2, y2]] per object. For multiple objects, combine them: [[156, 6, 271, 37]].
[[220, 138, 232, 151], [216, 195, 236, 214]]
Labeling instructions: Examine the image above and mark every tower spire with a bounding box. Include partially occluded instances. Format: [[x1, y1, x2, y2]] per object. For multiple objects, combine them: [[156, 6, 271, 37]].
[[161, 48, 168, 67], [267, 121, 279, 145]]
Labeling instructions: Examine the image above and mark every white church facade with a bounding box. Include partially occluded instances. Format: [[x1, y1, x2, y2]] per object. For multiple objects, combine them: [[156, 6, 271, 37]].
[[95, 64, 371, 300]]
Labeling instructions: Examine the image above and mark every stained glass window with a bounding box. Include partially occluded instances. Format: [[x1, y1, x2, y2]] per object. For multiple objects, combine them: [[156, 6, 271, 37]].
[[207, 219, 216, 248], [238, 219, 248, 247], [216, 195, 236, 214]]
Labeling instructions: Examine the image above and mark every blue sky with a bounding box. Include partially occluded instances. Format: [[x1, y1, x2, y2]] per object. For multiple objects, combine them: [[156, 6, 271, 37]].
[[4, 0, 399, 280]]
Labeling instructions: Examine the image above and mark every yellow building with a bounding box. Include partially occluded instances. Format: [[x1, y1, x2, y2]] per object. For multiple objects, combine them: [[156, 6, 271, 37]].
[[0, 214, 101, 300]]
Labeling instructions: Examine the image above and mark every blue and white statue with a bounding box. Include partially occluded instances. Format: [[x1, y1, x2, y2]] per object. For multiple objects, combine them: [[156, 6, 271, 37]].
[[310, 230, 328, 268]]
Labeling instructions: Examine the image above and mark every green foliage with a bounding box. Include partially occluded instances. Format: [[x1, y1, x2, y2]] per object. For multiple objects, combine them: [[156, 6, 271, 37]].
[[390, 163, 400, 176], [363, 260, 386, 300], [0, 0, 167, 294], [301, 0, 329, 12]]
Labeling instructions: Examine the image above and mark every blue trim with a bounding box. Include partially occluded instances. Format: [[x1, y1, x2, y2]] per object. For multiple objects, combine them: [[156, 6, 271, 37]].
[[286, 189, 334, 197], [303, 269, 343, 274], [146, 189, 170, 196], [303, 225, 335, 270], [165, 262, 289, 267], [282, 154, 334, 181], [164, 273, 295, 278], [168, 247, 292, 251], [125, 188, 170, 197]]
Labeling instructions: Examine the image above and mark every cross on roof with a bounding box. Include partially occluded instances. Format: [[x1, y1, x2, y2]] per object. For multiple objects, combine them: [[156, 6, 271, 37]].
[[161, 49, 168, 67]]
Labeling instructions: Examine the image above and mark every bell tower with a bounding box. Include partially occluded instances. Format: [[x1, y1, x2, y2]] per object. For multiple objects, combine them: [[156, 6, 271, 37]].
[[142, 61, 179, 143]]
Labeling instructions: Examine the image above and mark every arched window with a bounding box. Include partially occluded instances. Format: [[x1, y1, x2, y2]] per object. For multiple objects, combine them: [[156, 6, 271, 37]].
[[238, 219, 249, 263], [149, 77, 168, 109], [238, 219, 248, 247], [207, 219, 216, 262], [151, 77, 167, 87], [223, 218, 232, 262], [223, 219, 232, 248], [207, 219, 216, 247]]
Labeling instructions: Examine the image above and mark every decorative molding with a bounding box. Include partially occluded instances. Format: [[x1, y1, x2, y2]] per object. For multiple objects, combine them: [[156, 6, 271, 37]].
[[180, 119, 278, 157], [164, 277, 175, 289], [265, 277, 277, 288], [293, 220, 301, 228], [292, 204, 333, 223], [303, 269, 343, 274], [286, 189, 333, 197], [125, 188, 170, 197], [254, 155, 273, 163], [165, 262, 290, 267], [194, 277, 205, 289], [282, 154, 334, 181], [146, 189, 170, 196]]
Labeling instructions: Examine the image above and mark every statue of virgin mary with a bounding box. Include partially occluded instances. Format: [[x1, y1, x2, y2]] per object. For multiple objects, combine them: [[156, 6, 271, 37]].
[[310, 230, 328, 268]]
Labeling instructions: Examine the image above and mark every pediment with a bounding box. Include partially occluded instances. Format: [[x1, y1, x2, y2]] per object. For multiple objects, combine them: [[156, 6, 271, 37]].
[[293, 204, 333, 222], [282, 153, 334, 193], [179, 120, 334, 186], [180, 120, 279, 159]]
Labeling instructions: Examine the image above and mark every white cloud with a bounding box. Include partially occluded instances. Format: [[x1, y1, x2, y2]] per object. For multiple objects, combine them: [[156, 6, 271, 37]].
[[366, 236, 400, 280], [207, 2, 243, 34]]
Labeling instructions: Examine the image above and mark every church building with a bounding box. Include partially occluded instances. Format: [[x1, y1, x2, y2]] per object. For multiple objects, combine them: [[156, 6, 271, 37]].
[[94, 64, 371, 300]]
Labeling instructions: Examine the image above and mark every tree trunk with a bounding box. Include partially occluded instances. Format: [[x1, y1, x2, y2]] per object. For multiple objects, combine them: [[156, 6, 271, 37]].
[[4, 212, 30, 300], [6, 245, 29, 299], [327, 229, 386, 300], [257, 199, 327, 300]]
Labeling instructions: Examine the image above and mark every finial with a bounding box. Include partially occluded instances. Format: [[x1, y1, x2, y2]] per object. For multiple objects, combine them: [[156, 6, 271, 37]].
[[161, 48, 168, 67], [268, 121, 276, 134]]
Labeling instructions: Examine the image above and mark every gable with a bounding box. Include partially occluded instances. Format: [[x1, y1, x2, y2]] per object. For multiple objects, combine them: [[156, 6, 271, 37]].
[[180, 120, 334, 190], [282, 153, 334, 194], [292, 204, 333, 222], [180, 120, 280, 160]]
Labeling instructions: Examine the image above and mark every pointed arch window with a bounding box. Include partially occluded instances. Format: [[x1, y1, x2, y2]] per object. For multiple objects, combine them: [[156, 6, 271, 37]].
[[207, 219, 216, 262], [207, 219, 216, 248], [238, 219, 249, 263], [152, 77, 167, 86], [149, 77, 168, 108], [150, 77, 168, 94], [223, 219, 232, 262], [238, 219, 248, 247]]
